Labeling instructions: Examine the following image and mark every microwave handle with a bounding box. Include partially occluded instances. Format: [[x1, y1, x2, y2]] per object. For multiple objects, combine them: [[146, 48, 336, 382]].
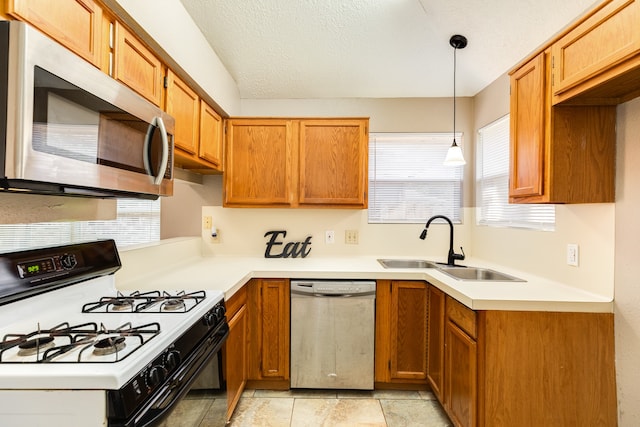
[[143, 117, 170, 185]]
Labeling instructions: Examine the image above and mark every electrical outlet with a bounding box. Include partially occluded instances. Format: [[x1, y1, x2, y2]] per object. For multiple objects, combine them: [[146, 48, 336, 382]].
[[567, 243, 579, 266], [345, 230, 359, 244], [203, 216, 212, 230], [325, 230, 335, 244]]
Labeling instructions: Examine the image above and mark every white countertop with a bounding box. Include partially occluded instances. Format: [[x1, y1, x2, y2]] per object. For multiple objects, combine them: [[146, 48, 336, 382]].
[[116, 238, 613, 313]]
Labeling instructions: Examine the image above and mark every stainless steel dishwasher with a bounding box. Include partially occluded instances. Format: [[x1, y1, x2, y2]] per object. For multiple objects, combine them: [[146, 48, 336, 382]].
[[290, 279, 376, 390]]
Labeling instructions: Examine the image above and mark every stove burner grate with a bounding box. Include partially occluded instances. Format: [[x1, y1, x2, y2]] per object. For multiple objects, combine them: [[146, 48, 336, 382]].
[[82, 290, 206, 313], [0, 321, 160, 363]]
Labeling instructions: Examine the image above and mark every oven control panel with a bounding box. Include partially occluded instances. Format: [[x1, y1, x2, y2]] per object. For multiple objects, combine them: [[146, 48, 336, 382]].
[[0, 240, 121, 305], [16, 253, 78, 279]]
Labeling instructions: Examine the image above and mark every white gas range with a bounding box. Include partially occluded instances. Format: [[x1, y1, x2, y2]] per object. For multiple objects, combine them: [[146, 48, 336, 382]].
[[0, 240, 228, 426]]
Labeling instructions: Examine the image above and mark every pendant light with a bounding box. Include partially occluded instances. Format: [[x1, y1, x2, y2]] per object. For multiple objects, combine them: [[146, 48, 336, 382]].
[[443, 34, 467, 166]]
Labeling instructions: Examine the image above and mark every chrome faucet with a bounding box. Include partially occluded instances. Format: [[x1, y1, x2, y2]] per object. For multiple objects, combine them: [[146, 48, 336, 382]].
[[420, 215, 465, 266]]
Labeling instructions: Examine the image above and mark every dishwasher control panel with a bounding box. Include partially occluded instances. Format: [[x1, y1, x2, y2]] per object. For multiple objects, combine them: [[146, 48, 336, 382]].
[[291, 280, 376, 296]]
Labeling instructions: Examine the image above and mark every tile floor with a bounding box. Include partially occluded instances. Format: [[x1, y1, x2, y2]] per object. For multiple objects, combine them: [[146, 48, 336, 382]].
[[161, 388, 452, 427]]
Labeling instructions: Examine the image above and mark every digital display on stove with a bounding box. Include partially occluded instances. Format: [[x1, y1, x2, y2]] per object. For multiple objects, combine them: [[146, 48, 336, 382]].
[[17, 257, 56, 278]]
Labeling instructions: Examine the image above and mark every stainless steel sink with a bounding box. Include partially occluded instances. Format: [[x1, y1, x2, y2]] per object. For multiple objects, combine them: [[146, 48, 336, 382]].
[[377, 259, 441, 269], [438, 267, 525, 282]]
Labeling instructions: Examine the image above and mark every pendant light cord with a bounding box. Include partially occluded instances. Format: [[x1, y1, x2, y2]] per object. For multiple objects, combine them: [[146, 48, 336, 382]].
[[453, 45, 457, 145]]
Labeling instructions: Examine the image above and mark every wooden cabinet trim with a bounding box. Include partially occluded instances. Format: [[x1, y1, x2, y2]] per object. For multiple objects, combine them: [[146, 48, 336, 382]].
[[426, 285, 445, 401]]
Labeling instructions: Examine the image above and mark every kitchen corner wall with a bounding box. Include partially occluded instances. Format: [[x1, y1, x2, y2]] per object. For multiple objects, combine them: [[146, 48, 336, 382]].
[[471, 73, 615, 297], [613, 96, 640, 426]]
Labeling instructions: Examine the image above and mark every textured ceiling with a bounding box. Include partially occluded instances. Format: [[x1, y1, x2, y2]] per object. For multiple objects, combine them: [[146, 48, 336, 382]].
[[180, 0, 600, 99]]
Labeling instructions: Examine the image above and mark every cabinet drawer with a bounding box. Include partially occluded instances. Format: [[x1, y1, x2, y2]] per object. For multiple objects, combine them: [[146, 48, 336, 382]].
[[446, 297, 476, 339]]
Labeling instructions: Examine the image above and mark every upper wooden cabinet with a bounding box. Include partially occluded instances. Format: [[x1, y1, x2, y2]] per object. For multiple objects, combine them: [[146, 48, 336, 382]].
[[551, 0, 640, 104], [166, 70, 199, 154], [165, 70, 224, 172], [298, 119, 368, 207], [375, 280, 428, 385], [112, 21, 163, 106], [7, 0, 104, 67], [509, 50, 617, 204], [225, 119, 295, 206], [224, 118, 368, 208], [199, 100, 224, 169]]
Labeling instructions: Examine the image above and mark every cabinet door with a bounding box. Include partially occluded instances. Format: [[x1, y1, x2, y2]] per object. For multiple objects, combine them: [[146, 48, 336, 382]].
[[224, 119, 295, 206], [259, 279, 290, 379], [298, 119, 368, 208], [166, 70, 200, 154], [8, 0, 103, 67], [551, 0, 640, 103], [445, 321, 477, 427], [199, 100, 223, 169], [427, 285, 445, 401], [509, 53, 545, 200], [225, 304, 247, 421], [113, 22, 163, 106], [390, 281, 427, 380]]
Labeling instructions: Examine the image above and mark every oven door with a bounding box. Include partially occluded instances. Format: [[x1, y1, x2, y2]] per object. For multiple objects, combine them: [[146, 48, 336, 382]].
[[2, 21, 174, 199], [108, 321, 229, 427]]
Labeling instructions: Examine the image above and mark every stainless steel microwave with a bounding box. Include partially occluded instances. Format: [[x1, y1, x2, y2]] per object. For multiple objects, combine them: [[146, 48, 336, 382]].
[[0, 21, 174, 199]]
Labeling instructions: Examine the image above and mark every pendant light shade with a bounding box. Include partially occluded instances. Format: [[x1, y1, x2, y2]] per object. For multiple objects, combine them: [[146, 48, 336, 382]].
[[444, 34, 467, 166]]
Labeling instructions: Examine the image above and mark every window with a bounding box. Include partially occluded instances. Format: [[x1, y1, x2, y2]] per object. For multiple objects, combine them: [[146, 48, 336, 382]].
[[368, 133, 463, 224], [0, 198, 160, 252], [476, 115, 554, 230]]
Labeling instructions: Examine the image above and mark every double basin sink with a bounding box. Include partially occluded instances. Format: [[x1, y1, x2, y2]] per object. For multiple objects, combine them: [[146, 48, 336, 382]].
[[377, 259, 525, 282]]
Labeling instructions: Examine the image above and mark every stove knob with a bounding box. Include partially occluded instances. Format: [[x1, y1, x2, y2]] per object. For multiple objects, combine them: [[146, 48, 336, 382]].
[[145, 365, 165, 389], [204, 311, 217, 327], [59, 254, 77, 270], [214, 304, 226, 321], [164, 350, 181, 371]]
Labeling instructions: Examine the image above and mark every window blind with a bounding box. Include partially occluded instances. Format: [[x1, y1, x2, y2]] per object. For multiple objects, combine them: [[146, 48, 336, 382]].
[[368, 133, 463, 224], [0, 198, 160, 252], [476, 115, 555, 230]]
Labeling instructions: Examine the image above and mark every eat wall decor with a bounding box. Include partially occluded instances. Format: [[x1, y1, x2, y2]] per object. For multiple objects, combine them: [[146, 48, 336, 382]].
[[264, 230, 312, 258]]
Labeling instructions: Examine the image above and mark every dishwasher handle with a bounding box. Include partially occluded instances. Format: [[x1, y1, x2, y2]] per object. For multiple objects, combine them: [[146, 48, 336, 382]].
[[290, 280, 376, 297]]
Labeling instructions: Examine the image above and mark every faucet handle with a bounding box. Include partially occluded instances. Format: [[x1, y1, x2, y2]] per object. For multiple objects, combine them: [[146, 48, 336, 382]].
[[453, 246, 465, 261]]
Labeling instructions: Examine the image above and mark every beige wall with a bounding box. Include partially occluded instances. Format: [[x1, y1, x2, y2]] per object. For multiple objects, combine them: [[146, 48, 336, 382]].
[[614, 96, 640, 426]]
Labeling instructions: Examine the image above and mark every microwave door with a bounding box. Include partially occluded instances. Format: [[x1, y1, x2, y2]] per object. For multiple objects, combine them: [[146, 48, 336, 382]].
[[3, 21, 174, 198]]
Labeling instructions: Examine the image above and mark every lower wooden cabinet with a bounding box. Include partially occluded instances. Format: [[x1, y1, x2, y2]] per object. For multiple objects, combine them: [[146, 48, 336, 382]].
[[426, 293, 617, 427], [375, 280, 428, 385], [224, 285, 247, 421], [247, 278, 290, 388]]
